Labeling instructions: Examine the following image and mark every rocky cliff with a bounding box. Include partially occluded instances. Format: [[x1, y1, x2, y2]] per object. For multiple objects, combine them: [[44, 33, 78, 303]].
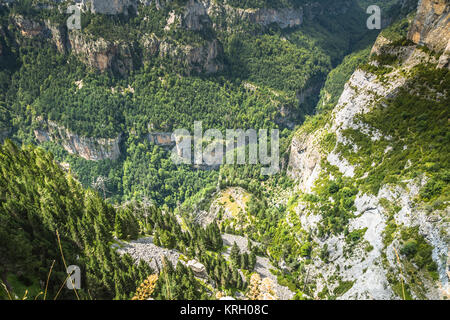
[[285, 1, 449, 300], [287, 130, 322, 193], [89, 0, 135, 15], [34, 120, 121, 161], [146, 36, 224, 74], [148, 132, 174, 146], [185, 0, 353, 30], [204, 1, 304, 29], [408, 0, 450, 69], [408, 0, 450, 52], [68, 31, 134, 75], [11, 14, 67, 53]]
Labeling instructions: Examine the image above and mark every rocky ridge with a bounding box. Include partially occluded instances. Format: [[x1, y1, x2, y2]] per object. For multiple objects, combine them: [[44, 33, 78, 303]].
[[286, 1, 449, 299]]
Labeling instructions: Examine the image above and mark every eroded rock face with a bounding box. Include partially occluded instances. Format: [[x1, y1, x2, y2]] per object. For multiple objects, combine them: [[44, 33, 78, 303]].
[[5, 0, 354, 75], [158, 38, 223, 74], [287, 131, 322, 193], [182, 0, 211, 31], [148, 132, 174, 146], [408, 0, 450, 53], [11, 14, 46, 38], [68, 31, 134, 75], [34, 120, 121, 161], [198, 0, 303, 29], [89, 0, 135, 15], [285, 2, 449, 300], [46, 21, 68, 53], [186, 259, 207, 278], [239, 7, 304, 28], [437, 41, 450, 69], [10, 14, 68, 53]]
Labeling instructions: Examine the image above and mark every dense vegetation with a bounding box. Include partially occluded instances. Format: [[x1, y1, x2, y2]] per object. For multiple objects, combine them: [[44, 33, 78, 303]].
[[0, 140, 251, 299], [0, 140, 152, 299]]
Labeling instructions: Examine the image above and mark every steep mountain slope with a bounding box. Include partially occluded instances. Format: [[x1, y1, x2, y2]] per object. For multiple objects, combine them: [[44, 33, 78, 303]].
[[0, 140, 222, 300], [0, 140, 153, 299], [283, 0, 449, 299]]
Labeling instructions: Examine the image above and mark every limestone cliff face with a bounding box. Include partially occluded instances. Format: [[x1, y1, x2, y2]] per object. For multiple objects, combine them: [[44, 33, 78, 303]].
[[34, 120, 121, 161], [148, 132, 174, 146], [89, 0, 135, 15], [287, 131, 322, 193], [10, 14, 68, 53], [219, 5, 304, 29], [285, 2, 449, 300], [142, 35, 223, 74], [5, 0, 354, 75], [199, 0, 352, 29], [8, 7, 220, 75], [160, 0, 303, 31], [68, 31, 134, 76], [407, 0, 450, 69], [182, 0, 212, 31], [287, 52, 448, 300], [164, 0, 353, 33], [408, 0, 450, 53], [11, 14, 45, 38]]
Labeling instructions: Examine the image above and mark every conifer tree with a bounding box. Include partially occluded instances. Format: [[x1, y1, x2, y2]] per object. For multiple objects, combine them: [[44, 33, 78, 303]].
[[230, 242, 240, 266]]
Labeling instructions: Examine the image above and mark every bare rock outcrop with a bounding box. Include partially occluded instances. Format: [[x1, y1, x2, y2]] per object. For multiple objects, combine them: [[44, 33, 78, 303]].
[[10, 14, 69, 53], [34, 120, 121, 161], [89, 0, 135, 15], [408, 0, 450, 53], [157, 38, 223, 74], [437, 40, 450, 69], [148, 132, 174, 146], [182, 0, 211, 31], [234, 7, 304, 29], [284, 1, 449, 300], [199, 0, 303, 29], [287, 131, 322, 192], [68, 31, 134, 75], [115, 237, 181, 271]]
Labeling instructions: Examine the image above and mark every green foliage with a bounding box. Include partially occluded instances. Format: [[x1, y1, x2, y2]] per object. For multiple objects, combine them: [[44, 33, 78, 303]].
[[152, 258, 208, 300], [333, 280, 355, 296], [346, 228, 367, 244], [400, 239, 418, 258], [332, 64, 450, 199], [400, 227, 438, 279], [300, 242, 312, 257], [0, 140, 152, 299]]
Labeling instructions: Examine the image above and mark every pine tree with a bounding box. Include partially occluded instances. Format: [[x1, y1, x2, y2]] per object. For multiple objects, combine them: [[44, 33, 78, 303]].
[[249, 251, 257, 271], [240, 252, 249, 270], [230, 242, 240, 266]]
